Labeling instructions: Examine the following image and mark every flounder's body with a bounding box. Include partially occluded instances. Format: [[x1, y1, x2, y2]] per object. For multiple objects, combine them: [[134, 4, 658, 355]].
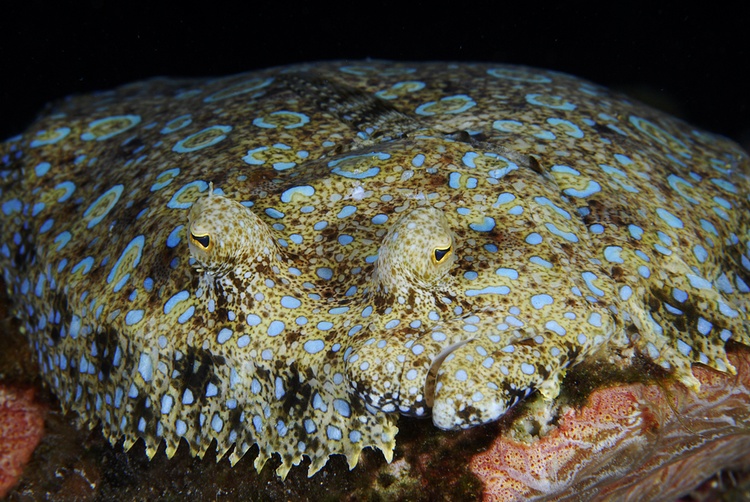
[[1, 61, 748, 478]]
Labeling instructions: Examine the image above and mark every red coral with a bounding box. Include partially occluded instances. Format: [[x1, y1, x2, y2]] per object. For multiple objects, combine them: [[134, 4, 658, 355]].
[[470, 346, 750, 501]]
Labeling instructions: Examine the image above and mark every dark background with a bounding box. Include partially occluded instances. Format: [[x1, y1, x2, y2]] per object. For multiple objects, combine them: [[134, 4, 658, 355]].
[[2, 3, 749, 148]]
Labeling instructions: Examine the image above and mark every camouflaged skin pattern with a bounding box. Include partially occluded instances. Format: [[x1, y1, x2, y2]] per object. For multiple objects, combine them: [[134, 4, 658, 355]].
[[0, 61, 748, 478]]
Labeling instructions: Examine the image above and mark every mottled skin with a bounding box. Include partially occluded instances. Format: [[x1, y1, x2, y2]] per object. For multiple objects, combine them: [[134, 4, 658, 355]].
[[0, 61, 748, 478]]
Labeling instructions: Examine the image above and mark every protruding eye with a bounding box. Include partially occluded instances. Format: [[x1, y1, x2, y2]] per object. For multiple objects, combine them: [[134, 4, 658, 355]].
[[433, 246, 452, 264], [190, 233, 211, 250]]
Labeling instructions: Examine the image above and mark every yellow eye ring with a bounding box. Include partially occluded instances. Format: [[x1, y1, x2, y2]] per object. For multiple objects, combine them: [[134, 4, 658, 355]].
[[190, 232, 211, 250], [433, 245, 452, 264]]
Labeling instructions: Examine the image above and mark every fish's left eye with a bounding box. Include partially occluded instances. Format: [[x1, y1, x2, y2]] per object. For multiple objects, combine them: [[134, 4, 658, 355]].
[[433, 245, 452, 264]]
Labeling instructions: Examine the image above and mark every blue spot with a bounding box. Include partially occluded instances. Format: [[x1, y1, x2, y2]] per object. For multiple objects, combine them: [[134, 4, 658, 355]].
[[619, 286, 633, 301], [1, 199, 21, 215], [178, 306, 195, 324], [164, 290, 190, 315], [268, 320, 285, 336], [138, 352, 153, 382], [217, 328, 233, 344], [531, 294, 553, 309], [466, 286, 510, 296], [547, 118, 583, 138], [448, 172, 461, 189], [656, 208, 684, 229], [692, 245, 708, 263], [71, 257, 95, 275], [604, 246, 624, 263], [125, 310, 144, 325], [317, 321, 333, 331], [470, 217, 495, 232], [337, 205, 356, 218], [529, 256, 552, 268], [525, 233, 543, 245], [628, 225, 643, 240], [304, 340, 325, 354], [495, 268, 518, 279], [463, 271, 478, 280], [412, 154, 425, 167], [39, 219, 54, 233], [317, 267, 333, 280], [167, 225, 183, 248], [372, 214, 388, 224], [35, 162, 51, 177], [281, 296, 301, 309], [338, 235, 354, 245], [564, 181, 601, 198], [265, 208, 285, 219]]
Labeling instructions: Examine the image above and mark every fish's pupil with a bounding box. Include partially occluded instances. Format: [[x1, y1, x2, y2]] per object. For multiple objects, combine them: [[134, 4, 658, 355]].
[[434, 246, 451, 263], [192, 233, 211, 249]]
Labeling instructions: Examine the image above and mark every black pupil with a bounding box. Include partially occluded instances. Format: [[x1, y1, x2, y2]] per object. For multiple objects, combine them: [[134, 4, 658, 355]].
[[192, 234, 211, 248], [434, 247, 450, 262]]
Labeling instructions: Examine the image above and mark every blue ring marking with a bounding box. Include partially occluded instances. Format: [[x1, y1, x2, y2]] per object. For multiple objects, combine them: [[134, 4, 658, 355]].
[[167, 180, 209, 209], [487, 68, 551, 83], [81, 116, 141, 141], [531, 294, 554, 309], [492, 119, 524, 133], [281, 296, 301, 309], [30, 127, 71, 147], [469, 216, 495, 232], [582, 271, 605, 296], [164, 290, 190, 315], [151, 168, 181, 192], [253, 110, 310, 129], [268, 320, 285, 337], [415, 94, 476, 116], [71, 257, 95, 275], [547, 118, 583, 138], [242, 146, 268, 166], [466, 286, 510, 296], [281, 185, 315, 203], [563, 181, 601, 198], [495, 268, 519, 280], [54, 181, 76, 203], [173, 125, 232, 153], [160, 115, 192, 134], [84, 184, 124, 229], [203, 77, 274, 102], [166, 225, 183, 248], [54, 231, 72, 251], [107, 235, 145, 292], [125, 310, 144, 326], [525, 94, 576, 111], [667, 174, 699, 204]]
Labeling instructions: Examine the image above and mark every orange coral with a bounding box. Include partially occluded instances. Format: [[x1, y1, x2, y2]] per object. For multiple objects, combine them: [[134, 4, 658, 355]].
[[470, 346, 750, 501], [0, 386, 45, 498]]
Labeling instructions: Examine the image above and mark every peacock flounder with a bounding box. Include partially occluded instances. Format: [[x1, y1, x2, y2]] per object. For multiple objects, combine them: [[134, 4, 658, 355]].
[[1, 61, 748, 478]]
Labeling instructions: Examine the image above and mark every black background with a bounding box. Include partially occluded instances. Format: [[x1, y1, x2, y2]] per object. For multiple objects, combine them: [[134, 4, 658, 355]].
[[2, 2, 748, 147]]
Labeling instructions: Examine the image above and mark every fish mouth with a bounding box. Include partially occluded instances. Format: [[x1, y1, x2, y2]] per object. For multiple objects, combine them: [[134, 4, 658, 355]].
[[424, 338, 474, 409]]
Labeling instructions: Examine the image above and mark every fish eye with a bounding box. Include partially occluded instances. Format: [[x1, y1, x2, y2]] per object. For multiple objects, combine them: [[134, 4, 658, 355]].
[[190, 232, 211, 250], [433, 246, 452, 264]]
